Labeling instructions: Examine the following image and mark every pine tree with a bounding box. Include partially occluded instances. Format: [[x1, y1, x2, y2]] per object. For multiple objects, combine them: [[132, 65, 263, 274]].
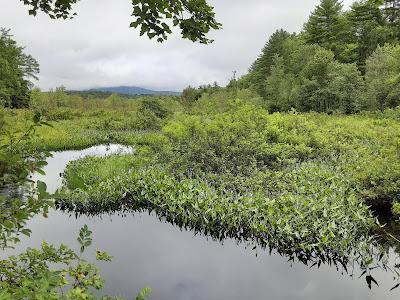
[[348, 0, 388, 73], [248, 29, 292, 97], [383, 0, 400, 39], [303, 0, 347, 58], [384, 0, 400, 22]]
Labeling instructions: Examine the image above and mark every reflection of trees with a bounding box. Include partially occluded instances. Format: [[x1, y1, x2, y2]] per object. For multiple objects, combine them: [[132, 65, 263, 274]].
[[57, 199, 400, 291]]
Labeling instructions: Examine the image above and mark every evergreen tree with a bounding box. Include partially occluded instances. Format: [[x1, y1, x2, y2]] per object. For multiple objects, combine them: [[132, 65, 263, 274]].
[[303, 0, 348, 59], [0, 29, 39, 108], [383, 0, 400, 39], [248, 29, 292, 97], [384, 0, 400, 22], [347, 1, 389, 73]]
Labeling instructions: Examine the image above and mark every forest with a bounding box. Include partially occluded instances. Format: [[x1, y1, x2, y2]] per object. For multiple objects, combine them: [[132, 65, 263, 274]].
[[1, 0, 400, 299]]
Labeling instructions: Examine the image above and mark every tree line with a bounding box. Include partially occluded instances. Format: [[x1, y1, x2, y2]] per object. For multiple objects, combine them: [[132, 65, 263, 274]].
[[238, 0, 400, 113], [3, 0, 400, 113]]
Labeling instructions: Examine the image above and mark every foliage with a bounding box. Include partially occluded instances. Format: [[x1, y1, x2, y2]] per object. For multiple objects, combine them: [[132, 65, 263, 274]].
[[19, 0, 221, 43], [162, 105, 326, 178], [29, 88, 181, 118], [3, 0, 400, 294], [244, 0, 400, 113], [0, 110, 152, 298], [248, 37, 364, 113], [0, 111, 53, 249], [382, 0, 400, 39], [0, 28, 39, 108], [347, 1, 389, 73], [364, 44, 400, 110], [180, 83, 222, 106], [263, 55, 296, 112], [248, 29, 293, 97], [296, 48, 364, 113], [59, 159, 377, 262], [303, 0, 349, 59], [0, 225, 152, 299], [2, 87, 400, 290], [0, 111, 51, 186], [181, 86, 203, 105]]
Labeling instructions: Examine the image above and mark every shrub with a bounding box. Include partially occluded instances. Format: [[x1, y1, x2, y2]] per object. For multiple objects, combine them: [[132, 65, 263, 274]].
[[162, 105, 327, 176]]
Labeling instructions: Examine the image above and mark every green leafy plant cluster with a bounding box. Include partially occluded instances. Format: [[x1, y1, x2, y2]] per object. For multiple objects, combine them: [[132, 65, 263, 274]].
[[19, 0, 221, 43], [162, 105, 329, 178], [59, 163, 377, 261], [0, 225, 152, 300]]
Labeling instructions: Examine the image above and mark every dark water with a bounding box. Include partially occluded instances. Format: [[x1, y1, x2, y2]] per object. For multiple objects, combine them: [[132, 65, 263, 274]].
[[3, 145, 400, 300]]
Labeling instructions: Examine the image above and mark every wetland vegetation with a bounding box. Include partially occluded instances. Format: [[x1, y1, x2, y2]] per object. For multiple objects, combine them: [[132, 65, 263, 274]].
[[1, 0, 400, 299]]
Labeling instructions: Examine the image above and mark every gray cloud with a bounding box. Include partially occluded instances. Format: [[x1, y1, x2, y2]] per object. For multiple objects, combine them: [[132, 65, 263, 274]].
[[1, 0, 354, 91]]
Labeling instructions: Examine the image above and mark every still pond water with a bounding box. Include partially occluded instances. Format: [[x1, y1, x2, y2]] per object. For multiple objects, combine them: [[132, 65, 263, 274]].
[[3, 144, 400, 300]]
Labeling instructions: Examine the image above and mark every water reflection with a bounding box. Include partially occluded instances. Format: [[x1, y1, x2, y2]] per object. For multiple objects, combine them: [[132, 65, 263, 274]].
[[31, 144, 133, 194], [2, 144, 400, 299], [4, 208, 400, 300]]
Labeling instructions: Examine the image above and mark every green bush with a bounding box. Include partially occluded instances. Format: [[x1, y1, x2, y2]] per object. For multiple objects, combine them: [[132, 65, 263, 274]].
[[162, 105, 327, 176]]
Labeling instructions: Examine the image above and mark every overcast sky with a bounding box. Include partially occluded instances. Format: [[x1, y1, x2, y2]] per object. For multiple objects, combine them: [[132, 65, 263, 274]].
[[1, 0, 354, 92]]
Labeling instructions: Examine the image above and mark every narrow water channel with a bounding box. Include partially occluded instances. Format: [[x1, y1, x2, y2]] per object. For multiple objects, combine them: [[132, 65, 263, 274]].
[[3, 145, 400, 300]]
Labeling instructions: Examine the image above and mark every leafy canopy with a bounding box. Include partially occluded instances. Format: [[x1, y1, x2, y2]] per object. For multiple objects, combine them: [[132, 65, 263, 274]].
[[0, 28, 39, 108], [19, 0, 222, 43]]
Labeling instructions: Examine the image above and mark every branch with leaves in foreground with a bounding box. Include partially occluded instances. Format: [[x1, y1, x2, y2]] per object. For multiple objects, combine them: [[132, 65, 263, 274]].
[[0, 224, 152, 299], [19, 0, 222, 43]]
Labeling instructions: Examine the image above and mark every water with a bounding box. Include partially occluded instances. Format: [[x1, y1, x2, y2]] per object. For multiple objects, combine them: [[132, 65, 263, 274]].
[[3, 144, 400, 299]]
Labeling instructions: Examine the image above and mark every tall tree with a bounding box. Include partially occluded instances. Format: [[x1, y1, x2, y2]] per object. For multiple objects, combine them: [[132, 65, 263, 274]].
[[364, 44, 400, 109], [367, 0, 400, 40], [248, 29, 292, 97], [296, 48, 363, 113], [264, 55, 296, 112], [18, 0, 221, 44], [303, 0, 348, 59], [383, 0, 400, 22], [0, 28, 39, 108], [347, 0, 389, 73], [383, 0, 400, 39]]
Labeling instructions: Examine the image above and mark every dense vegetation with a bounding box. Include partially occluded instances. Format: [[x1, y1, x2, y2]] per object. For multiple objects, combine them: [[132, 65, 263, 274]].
[[3, 87, 400, 271], [1, 89, 400, 294], [3, 91, 395, 289], [0, 28, 39, 108], [238, 0, 400, 113], [2, 0, 400, 297]]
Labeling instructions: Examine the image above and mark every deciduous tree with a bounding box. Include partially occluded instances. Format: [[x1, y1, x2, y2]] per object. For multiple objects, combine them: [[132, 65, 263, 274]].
[[0, 28, 39, 108], [19, 0, 221, 43]]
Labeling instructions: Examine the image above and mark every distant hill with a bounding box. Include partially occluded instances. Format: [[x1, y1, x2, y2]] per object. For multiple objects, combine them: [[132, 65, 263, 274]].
[[87, 86, 181, 96]]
